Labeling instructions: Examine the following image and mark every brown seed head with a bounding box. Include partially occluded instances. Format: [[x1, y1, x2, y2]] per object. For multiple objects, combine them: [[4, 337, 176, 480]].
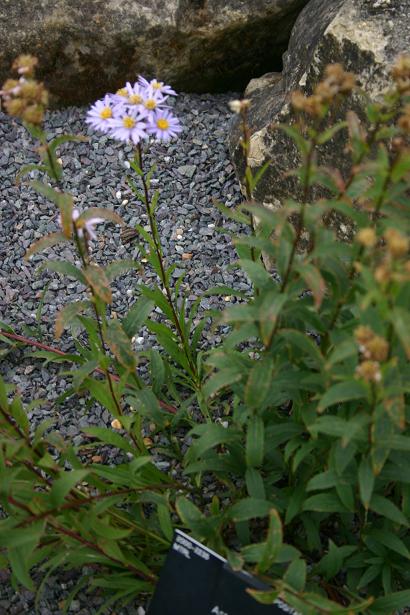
[[355, 360, 382, 383], [22, 104, 44, 125], [365, 336, 389, 362], [356, 227, 377, 248], [392, 55, 410, 94], [355, 326, 375, 345], [12, 54, 38, 77], [374, 262, 391, 284], [384, 228, 409, 258], [4, 97, 27, 117]]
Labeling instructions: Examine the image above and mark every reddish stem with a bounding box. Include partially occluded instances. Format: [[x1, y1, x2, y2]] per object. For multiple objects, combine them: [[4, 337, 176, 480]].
[[0, 329, 176, 414]]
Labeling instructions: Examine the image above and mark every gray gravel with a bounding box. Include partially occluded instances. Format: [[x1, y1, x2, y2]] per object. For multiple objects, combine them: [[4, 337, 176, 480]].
[[0, 91, 249, 613]]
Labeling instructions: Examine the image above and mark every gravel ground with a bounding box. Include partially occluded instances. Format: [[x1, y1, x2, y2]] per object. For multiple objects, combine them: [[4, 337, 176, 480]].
[[0, 91, 249, 613]]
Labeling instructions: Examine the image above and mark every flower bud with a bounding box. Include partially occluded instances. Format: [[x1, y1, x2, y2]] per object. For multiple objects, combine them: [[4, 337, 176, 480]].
[[12, 54, 38, 77], [366, 336, 389, 362], [111, 418, 122, 430], [228, 99, 251, 114]]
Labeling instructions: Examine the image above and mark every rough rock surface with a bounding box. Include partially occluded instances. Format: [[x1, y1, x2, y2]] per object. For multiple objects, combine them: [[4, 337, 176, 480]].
[[0, 0, 308, 105], [229, 0, 410, 213]]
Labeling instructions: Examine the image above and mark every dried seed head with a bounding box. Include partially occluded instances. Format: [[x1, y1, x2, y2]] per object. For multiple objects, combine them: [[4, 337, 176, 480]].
[[356, 360, 382, 383], [354, 326, 375, 345], [374, 262, 391, 284], [12, 54, 38, 77], [356, 227, 377, 248], [384, 228, 409, 258], [392, 54, 410, 94], [366, 336, 389, 362]]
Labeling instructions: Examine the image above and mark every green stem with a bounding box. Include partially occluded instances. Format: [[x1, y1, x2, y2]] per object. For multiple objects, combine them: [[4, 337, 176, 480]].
[[136, 143, 198, 382]]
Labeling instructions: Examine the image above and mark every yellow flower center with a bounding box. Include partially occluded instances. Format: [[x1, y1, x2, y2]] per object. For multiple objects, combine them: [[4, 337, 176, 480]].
[[116, 87, 128, 97], [99, 107, 112, 119], [144, 99, 157, 110], [156, 118, 169, 130], [122, 116, 135, 129], [129, 94, 142, 104], [152, 81, 162, 89]]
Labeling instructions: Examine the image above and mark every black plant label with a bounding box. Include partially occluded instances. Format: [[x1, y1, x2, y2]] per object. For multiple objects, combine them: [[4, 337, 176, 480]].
[[147, 530, 299, 615]]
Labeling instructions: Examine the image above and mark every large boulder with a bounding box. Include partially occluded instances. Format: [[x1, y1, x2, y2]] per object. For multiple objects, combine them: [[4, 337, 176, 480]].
[[0, 0, 309, 106], [229, 0, 410, 214]]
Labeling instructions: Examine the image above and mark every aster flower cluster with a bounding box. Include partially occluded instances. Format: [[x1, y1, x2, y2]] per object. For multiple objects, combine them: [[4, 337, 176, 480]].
[[86, 76, 182, 144]]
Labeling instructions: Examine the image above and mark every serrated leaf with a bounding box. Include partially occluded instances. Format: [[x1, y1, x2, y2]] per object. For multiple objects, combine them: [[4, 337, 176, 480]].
[[84, 264, 112, 304], [55, 301, 90, 338], [25, 232, 69, 260], [106, 320, 136, 371]]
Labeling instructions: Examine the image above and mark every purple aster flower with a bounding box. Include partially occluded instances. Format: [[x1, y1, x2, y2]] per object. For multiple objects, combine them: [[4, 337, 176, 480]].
[[140, 86, 168, 118], [138, 75, 177, 97], [58, 209, 104, 241], [107, 107, 148, 144], [147, 109, 182, 141], [86, 95, 115, 133]]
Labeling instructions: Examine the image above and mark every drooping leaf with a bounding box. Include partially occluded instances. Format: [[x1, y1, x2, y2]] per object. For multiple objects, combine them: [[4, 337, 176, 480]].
[[83, 264, 112, 304], [105, 320, 136, 371], [317, 380, 368, 413], [25, 233, 69, 260], [55, 301, 90, 339]]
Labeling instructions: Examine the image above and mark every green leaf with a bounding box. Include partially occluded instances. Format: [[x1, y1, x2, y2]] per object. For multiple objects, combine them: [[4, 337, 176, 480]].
[[245, 468, 266, 499], [284, 559, 307, 591], [371, 590, 410, 614], [390, 307, 410, 359], [369, 494, 409, 527], [122, 297, 155, 338], [24, 232, 69, 260], [239, 259, 274, 291], [106, 320, 136, 371], [247, 588, 280, 606], [303, 493, 348, 513], [105, 259, 141, 282], [245, 360, 273, 411], [157, 504, 173, 542], [15, 163, 48, 184], [317, 380, 368, 413], [55, 301, 90, 338], [203, 369, 243, 399], [295, 263, 326, 309], [84, 264, 112, 304], [258, 509, 283, 572], [358, 456, 375, 510], [83, 426, 139, 456], [228, 498, 273, 522], [279, 329, 324, 369], [368, 529, 410, 559], [49, 470, 89, 507], [39, 260, 86, 284], [246, 417, 265, 467]]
